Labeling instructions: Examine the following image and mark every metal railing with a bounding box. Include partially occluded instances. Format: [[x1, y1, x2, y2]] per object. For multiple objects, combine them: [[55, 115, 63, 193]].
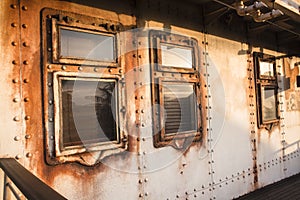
[[0, 158, 67, 200]]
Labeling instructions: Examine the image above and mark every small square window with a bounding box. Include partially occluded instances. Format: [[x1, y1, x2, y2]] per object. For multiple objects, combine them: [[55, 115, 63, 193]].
[[60, 77, 118, 149], [52, 73, 123, 157]]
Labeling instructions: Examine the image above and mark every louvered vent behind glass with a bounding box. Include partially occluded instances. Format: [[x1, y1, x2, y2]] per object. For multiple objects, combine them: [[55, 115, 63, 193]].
[[163, 83, 197, 135]]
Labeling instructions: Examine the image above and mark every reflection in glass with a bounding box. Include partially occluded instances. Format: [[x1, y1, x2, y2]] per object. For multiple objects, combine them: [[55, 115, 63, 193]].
[[61, 79, 117, 147], [163, 83, 196, 135], [262, 87, 277, 122], [259, 61, 274, 77], [60, 29, 115, 61], [161, 44, 193, 69]]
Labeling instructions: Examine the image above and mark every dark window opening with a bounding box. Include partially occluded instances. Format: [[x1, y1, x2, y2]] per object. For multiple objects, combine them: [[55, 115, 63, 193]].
[[60, 78, 118, 148], [163, 82, 197, 135]]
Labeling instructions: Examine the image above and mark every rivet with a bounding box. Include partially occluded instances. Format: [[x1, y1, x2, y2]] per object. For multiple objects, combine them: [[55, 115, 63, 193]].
[[49, 100, 53, 105], [23, 42, 29, 47], [139, 194, 143, 197], [25, 134, 31, 139], [12, 41, 18, 46], [14, 136, 21, 141], [144, 178, 148, 182], [12, 79, 19, 83], [12, 60, 18, 65], [141, 109, 144, 113], [25, 116, 30, 120], [23, 97, 29, 102], [26, 153, 32, 158], [22, 24, 28, 29], [61, 65, 66, 70], [141, 123, 145, 127], [108, 69, 112, 73], [143, 151, 146, 155], [50, 135, 54, 140], [46, 15, 52, 19], [15, 154, 22, 159], [119, 69, 123, 73], [23, 60, 29, 65], [145, 192, 149, 196], [78, 67, 83, 71], [94, 68, 98, 72], [138, 55, 142, 58], [22, 6, 28, 11], [47, 65, 52, 69], [11, 4, 17, 9], [13, 98, 20, 103], [141, 96, 144, 99], [13, 116, 20, 121], [49, 118, 53, 122], [138, 180, 143, 184], [11, 23, 17, 27], [23, 79, 29, 83]]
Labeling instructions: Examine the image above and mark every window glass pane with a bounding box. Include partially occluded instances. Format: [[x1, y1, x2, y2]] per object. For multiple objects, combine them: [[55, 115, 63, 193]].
[[61, 79, 117, 147], [161, 44, 193, 69], [163, 83, 196, 135], [259, 61, 274, 77], [60, 28, 115, 61], [262, 87, 277, 122]]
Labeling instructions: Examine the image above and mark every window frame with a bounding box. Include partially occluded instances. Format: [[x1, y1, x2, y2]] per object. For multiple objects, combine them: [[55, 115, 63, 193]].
[[42, 9, 126, 165], [254, 52, 279, 127], [51, 18, 118, 67], [151, 30, 198, 73], [53, 72, 122, 156], [149, 30, 202, 148], [157, 78, 201, 143]]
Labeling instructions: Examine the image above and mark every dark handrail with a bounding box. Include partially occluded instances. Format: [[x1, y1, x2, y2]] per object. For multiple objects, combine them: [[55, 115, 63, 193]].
[[0, 158, 67, 200]]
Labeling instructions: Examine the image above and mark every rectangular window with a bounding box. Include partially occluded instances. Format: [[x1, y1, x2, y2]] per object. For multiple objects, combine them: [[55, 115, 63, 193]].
[[60, 28, 115, 62], [162, 82, 197, 135], [161, 44, 193, 69], [43, 9, 126, 164], [254, 52, 279, 126], [60, 77, 118, 149], [150, 30, 202, 148], [51, 18, 117, 66], [261, 86, 277, 122]]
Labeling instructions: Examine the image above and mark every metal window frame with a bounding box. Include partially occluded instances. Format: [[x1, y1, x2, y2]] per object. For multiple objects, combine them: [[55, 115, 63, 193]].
[[254, 52, 279, 127], [157, 78, 201, 142], [51, 17, 119, 67], [52, 72, 123, 157], [42, 9, 127, 165], [149, 30, 203, 148], [258, 83, 279, 125], [150, 30, 198, 73]]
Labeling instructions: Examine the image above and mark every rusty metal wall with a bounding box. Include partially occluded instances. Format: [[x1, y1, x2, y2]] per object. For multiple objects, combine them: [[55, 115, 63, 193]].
[[0, 0, 299, 199]]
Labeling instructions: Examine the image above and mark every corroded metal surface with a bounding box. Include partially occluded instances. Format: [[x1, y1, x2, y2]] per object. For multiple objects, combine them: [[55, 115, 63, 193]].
[[0, 0, 299, 199]]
